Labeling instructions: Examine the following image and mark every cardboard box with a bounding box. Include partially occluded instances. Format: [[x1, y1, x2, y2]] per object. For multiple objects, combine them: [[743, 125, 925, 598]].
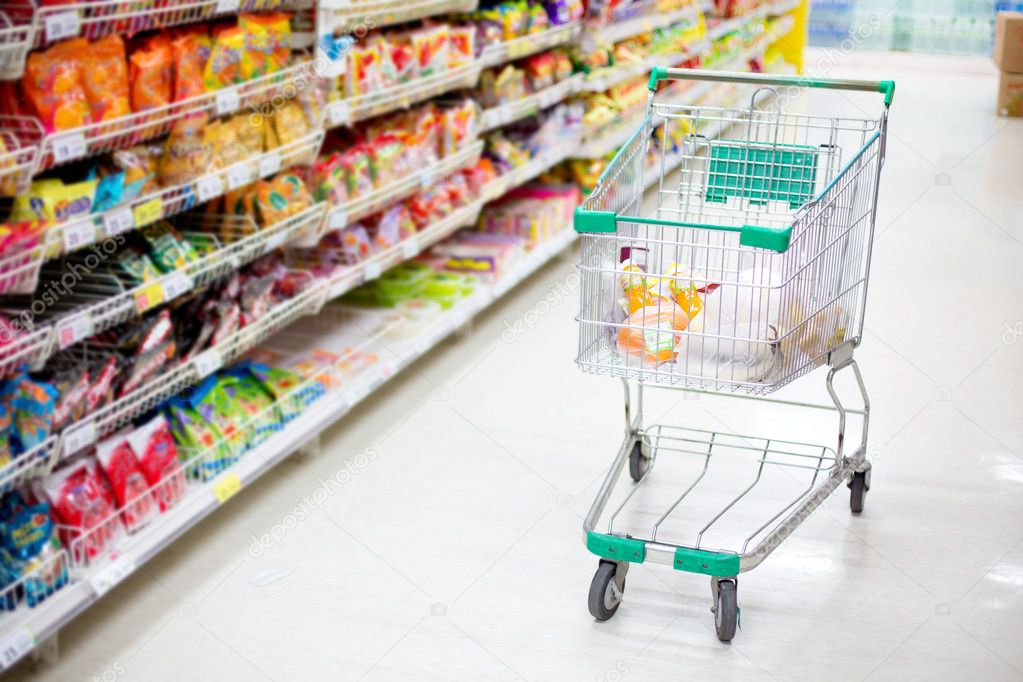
[[997, 70, 1023, 117], [994, 11, 1023, 73]]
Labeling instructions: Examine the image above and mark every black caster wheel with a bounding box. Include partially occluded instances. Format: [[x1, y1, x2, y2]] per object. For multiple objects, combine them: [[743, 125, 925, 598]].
[[588, 562, 624, 621], [713, 579, 738, 642], [628, 441, 649, 482], [849, 470, 869, 514]]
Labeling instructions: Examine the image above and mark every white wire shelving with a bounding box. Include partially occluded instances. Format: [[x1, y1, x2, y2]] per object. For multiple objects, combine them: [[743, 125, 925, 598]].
[[480, 75, 582, 132], [318, 0, 477, 33], [481, 21, 583, 67]]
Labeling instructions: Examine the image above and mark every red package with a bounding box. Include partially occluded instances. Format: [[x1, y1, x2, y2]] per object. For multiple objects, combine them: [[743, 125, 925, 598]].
[[96, 434, 155, 531], [127, 415, 185, 513], [42, 459, 122, 563], [87, 355, 118, 410]]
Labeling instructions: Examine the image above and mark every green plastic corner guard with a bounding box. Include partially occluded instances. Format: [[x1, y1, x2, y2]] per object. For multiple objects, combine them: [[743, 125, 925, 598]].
[[878, 79, 896, 106], [586, 531, 646, 563], [739, 223, 792, 252], [647, 66, 668, 91], [574, 207, 617, 233], [673, 547, 740, 576]]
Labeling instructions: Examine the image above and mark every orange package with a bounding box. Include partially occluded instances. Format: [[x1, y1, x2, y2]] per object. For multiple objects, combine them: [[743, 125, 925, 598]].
[[172, 34, 207, 101], [78, 35, 131, 122], [616, 303, 689, 364], [22, 38, 92, 131], [129, 34, 174, 112]]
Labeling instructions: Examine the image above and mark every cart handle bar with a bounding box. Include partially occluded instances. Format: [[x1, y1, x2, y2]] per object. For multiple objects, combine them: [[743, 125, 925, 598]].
[[647, 67, 896, 106], [573, 209, 792, 253]]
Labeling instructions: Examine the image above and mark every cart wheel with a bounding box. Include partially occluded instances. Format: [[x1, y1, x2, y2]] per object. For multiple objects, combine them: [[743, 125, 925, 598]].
[[849, 471, 868, 513], [713, 579, 738, 642], [588, 562, 623, 621], [628, 441, 649, 482]]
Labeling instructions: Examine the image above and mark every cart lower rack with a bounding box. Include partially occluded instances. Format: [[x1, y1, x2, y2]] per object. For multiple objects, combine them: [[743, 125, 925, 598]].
[[573, 68, 893, 640]]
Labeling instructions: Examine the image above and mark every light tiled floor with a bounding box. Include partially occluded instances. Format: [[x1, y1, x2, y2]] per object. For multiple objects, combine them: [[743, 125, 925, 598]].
[[15, 50, 1023, 681]]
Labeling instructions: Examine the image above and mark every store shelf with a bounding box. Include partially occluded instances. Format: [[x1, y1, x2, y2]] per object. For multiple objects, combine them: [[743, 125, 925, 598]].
[[318, 0, 476, 30], [325, 62, 484, 129], [0, 220, 578, 673], [43, 130, 325, 262], [0, 115, 42, 196], [481, 21, 583, 67], [584, 2, 700, 48], [706, 0, 798, 40], [480, 75, 582, 132], [581, 40, 707, 93], [480, 131, 583, 202], [36, 60, 320, 172], [309, 140, 484, 247]]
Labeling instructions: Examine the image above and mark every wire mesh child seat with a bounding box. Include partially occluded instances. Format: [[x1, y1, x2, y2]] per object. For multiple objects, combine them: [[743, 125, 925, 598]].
[[574, 68, 894, 641], [575, 69, 893, 394]]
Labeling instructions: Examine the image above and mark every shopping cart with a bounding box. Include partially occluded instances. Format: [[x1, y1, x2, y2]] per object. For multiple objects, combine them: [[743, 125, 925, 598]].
[[574, 68, 894, 640]]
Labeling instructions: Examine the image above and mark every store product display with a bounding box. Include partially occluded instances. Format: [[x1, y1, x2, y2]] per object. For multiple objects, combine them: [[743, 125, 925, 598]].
[[0, 0, 806, 668]]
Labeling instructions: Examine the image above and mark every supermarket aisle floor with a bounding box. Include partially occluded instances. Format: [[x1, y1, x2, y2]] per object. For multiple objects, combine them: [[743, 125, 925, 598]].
[[19, 51, 1023, 681]]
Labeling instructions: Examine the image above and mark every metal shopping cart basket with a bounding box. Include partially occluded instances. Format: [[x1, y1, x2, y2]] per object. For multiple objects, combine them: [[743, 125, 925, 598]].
[[574, 68, 895, 640]]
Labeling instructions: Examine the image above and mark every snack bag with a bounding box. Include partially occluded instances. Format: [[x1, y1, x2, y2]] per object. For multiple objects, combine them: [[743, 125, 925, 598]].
[[248, 363, 324, 421], [235, 113, 265, 157], [11, 177, 97, 223], [341, 146, 374, 197], [42, 459, 122, 564], [411, 26, 450, 77], [191, 376, 248, 455], [219, 370, 280, 447], [95, 434, 155, 531], [616, 303, 689, 364], [126, 415, 185, 512], [255, 173, 312, 226], [368, 134, 405, 187], [112, 247, 162, 284], [165, 399, 235, 480], [141, 221, 200, 272], [78, 35, 131, 122], [345, 44, 382, 98], [171, 33, 207, 102], [158, 113, 209, 185], [22, 38, 92, 131], [239, 13, 292, 78], [3, 375, 58, 455], [272, 102, 310, 146], [204, 27, 246, 90], [448, 26, 476, 68], [0, 499, 68, 608], [113, 145, 161, 199], [129, 34, 174, 112]]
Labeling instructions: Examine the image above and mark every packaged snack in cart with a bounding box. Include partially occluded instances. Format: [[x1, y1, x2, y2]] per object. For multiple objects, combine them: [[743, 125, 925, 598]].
[[411, 26, 450, 77], [126, 415, 185, 512], [42, 459, 122, 564], [130, 34, 174, 112], [22, 38, 92, 131], [95, 434, 155, 531], [78, 35, 131, 122], [448, 26, 476, 68]]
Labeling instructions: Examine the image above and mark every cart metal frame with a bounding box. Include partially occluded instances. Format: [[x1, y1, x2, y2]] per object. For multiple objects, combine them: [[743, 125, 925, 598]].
[[573, 68, 894, 640]]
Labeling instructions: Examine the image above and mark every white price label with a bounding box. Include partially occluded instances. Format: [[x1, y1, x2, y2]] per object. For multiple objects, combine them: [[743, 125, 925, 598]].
[[401, 238, 419, 259], [326, 101, 350, 126], [364, 262, 382, 281], [214, 0, 240, 12], [102, 207, 134, 236], [226, 164, 253, 190], [196, 175, 224, 202], [263, 232, 287, 254], [215, 88, 241, 116], [0, 628, 34, 670], [258, 153, 282, 178], [161, 272, 193, 300], [420, 169, 435, 189], [88, 553, 136, 598], [51, 132, 86, 164], [327, 209, 347, 230], [62, 221, 95, 252], [63, 419, 97, 456], [194, 349, 223, 378], [44, 10, 80, 41], [56, 312, 93, 349]]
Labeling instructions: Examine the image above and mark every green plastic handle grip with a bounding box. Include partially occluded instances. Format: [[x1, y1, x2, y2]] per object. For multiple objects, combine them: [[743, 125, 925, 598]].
[[647, 67, 895, 105]]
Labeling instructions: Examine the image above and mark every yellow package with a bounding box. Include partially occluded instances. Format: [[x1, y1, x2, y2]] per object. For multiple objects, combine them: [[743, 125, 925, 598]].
[[12, 177, 98, 223], [235, 113, 265, 157], [204, 27, 246, 90], [239, 13, 292, 79], [272, 103, 309, 146], [212, 117, 248, 168], [159, 113, 209, 186]]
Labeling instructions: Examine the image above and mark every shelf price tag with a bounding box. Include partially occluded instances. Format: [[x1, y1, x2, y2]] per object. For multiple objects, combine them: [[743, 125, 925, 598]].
[[56, 312, 93, 349], [62, 221, 95, 252], [226, 164, 254, 190], [258, 153, 281, 178], [326, 100, 350, 126], [214, 0, 240, 12], [134, 281, 165, 313], [161, 272, 193, 301], [88, 553, 136, 598], [215, 88, 241, 116], [44, 10, 80, 41], [196, 174, 224, 203], [132, 198, 163, 228], [51, 132, 87, 164], [194, 349, 223, 379], [0, 628, 34, 670], [327, 208, 347, 230], [364, 261, 382, 281], [212, 473, 242, 504], [102, 207, 134, 237], [63, 419, 97, 456]]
